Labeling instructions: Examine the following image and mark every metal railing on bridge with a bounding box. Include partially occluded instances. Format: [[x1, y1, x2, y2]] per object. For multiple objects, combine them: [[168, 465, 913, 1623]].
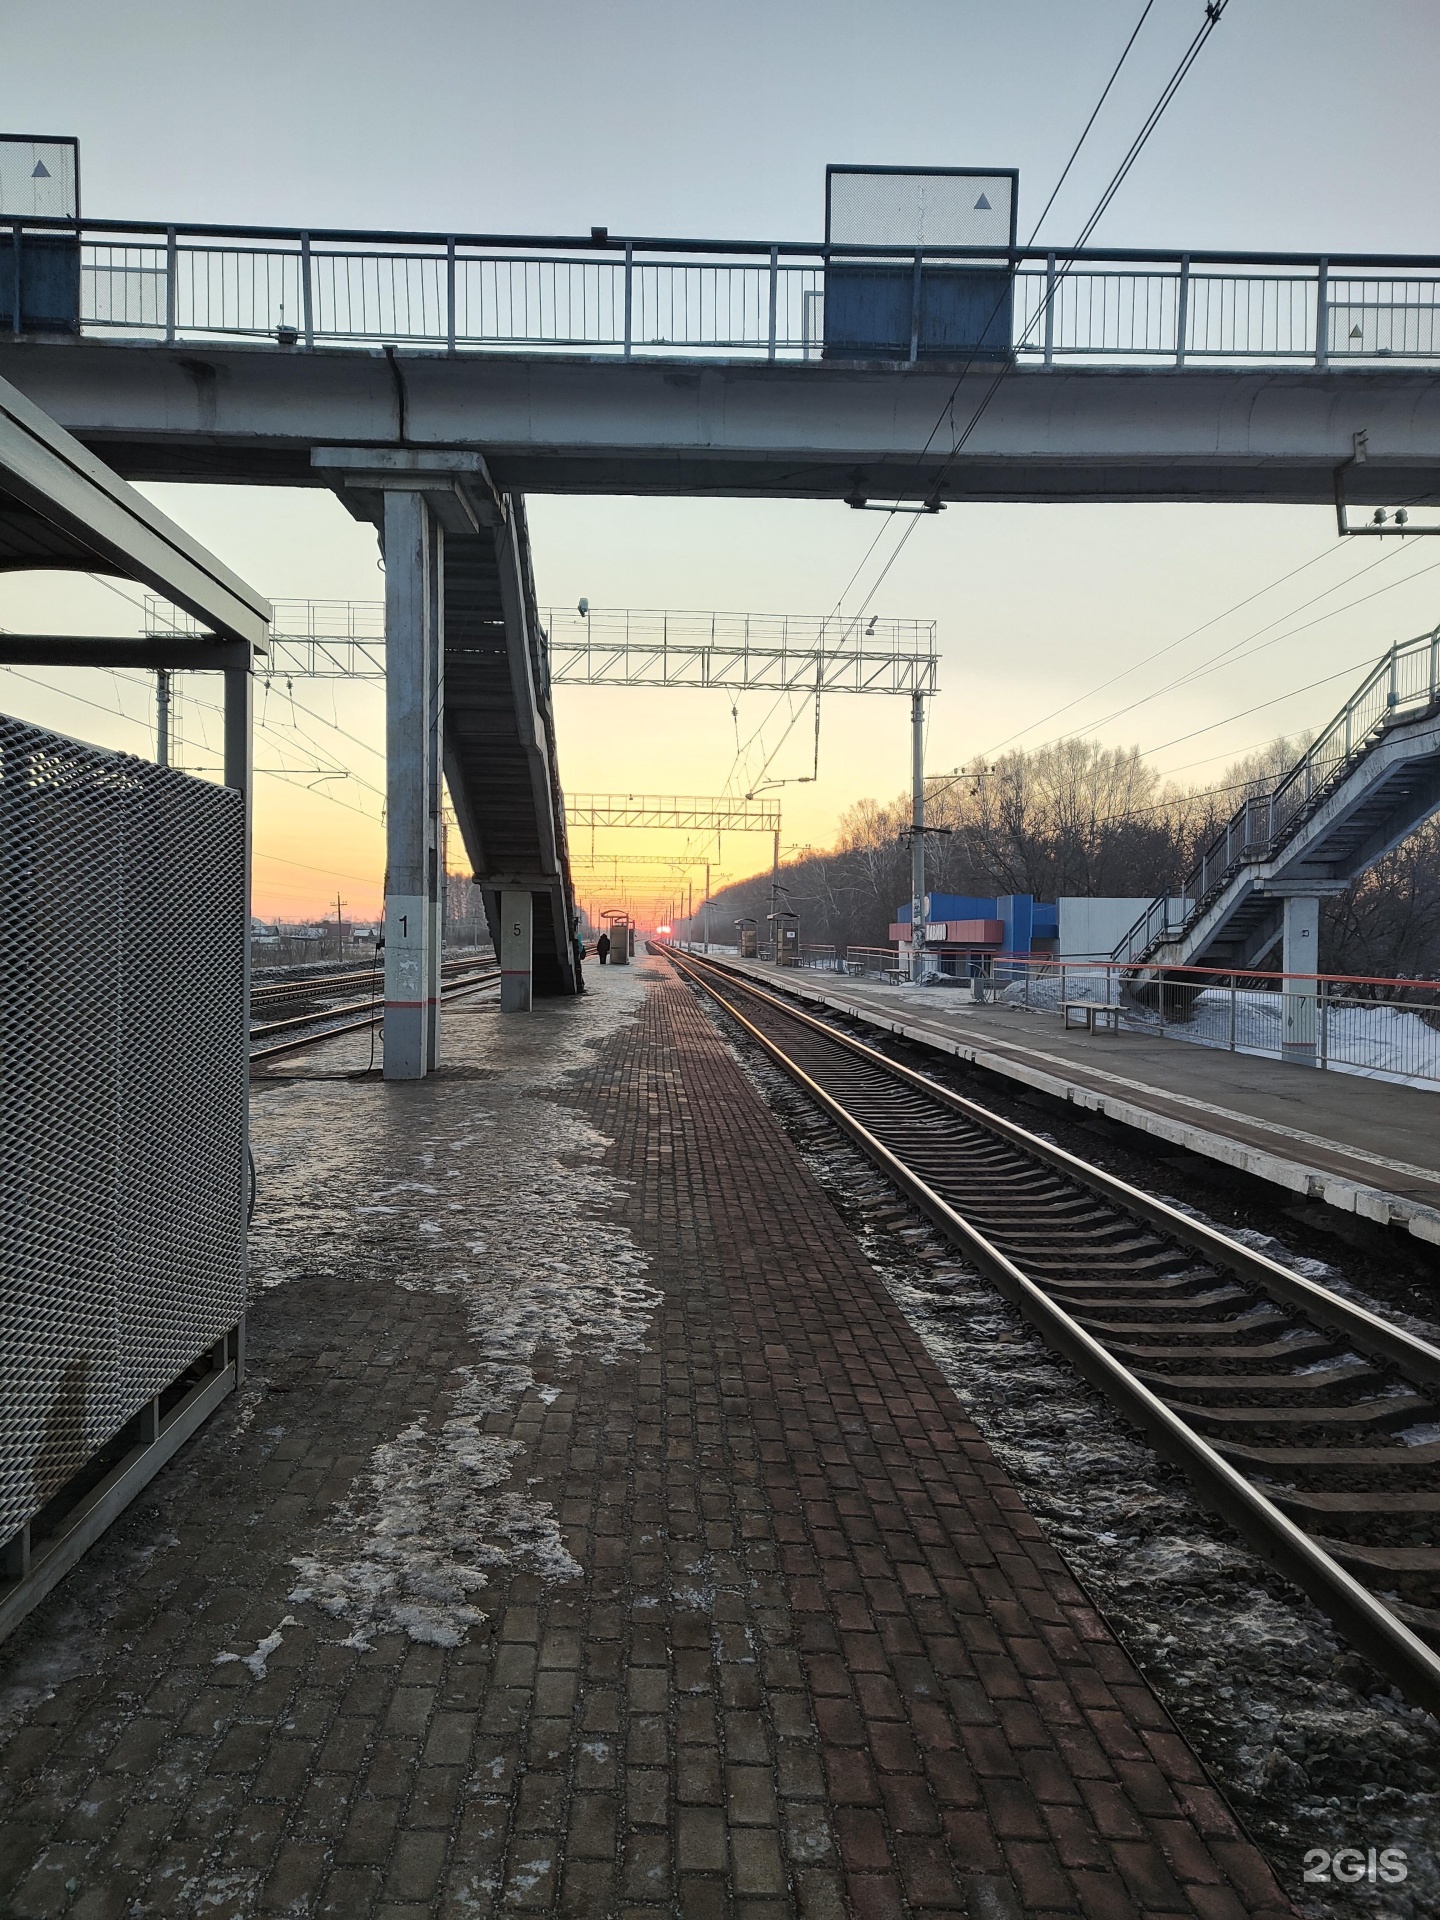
[[1112, 625, 1440, 965], [16, 215, 1440, 368]]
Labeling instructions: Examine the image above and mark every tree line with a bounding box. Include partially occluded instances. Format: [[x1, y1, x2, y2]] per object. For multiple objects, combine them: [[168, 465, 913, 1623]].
[[694, 736, 1440, 981]]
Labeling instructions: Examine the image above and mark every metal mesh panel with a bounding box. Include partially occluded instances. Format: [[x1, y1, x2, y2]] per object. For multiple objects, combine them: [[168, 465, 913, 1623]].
[[0, 138, 79, 221], [0, 714, 245, 1544], [827, 169, 1015, 250]]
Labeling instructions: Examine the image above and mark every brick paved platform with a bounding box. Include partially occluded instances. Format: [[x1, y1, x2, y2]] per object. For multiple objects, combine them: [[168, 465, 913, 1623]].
[[0, 958, 1293, 1918]]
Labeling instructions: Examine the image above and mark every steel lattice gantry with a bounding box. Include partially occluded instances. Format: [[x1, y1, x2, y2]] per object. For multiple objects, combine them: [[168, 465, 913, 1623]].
[[145, 604, 939, 698], [544, 609, 937, 696], [565, 794, 781, 832]]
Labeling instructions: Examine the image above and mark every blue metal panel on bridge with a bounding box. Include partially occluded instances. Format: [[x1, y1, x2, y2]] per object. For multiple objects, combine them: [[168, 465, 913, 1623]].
[[0, 235, 80, 334], [822, 263, 1013, 361]]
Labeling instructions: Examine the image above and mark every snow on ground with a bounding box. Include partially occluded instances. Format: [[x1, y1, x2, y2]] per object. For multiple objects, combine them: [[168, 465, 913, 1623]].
[[249, 969, 660, 1648], [996, 974, 1440, 1090]]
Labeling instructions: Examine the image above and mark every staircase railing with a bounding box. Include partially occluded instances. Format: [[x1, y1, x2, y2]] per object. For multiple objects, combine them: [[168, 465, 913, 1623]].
[[1113, 624, 1440, 966]]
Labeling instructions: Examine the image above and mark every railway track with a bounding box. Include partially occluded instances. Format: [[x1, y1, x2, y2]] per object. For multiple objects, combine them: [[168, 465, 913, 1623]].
[[250, 956, 500, 1059], [667, 947, 1440, 1716]]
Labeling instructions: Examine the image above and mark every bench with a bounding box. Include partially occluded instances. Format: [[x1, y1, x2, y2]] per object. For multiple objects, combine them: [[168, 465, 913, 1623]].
[[1062, 999, 1125, 1034]]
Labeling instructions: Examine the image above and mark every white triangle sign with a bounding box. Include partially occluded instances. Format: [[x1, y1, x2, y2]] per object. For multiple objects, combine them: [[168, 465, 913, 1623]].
[[974, 193, 991, 211], [31, 160, 51, 179]]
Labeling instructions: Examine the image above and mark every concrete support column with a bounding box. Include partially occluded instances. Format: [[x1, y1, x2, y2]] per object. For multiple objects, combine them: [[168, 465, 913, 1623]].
[[424, 511, 445, 1070], [1281, 893, 1320, 1065], [500, 889, 533, 1011], [383, 491, 442, 1079]]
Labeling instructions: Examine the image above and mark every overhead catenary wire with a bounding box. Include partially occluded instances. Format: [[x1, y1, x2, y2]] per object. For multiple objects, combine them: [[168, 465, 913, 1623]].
[[725, 1, 1179, 818], [988, 542, 1440, 765], [821, 0, 1231, 669]]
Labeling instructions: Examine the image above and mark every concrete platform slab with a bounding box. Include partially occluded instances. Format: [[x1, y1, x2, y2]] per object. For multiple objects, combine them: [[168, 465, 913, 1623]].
[[0, 961, 1290, 1919], [704, 957, 1440, 1248]]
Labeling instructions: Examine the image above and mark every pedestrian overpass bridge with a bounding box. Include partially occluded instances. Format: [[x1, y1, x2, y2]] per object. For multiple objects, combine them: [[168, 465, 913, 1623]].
[[3, 216, 1440, 505], [5, 212, 1440, 1071]]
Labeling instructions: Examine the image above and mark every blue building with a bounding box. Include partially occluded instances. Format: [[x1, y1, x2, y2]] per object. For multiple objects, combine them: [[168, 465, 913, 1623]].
[[890, 893, 1060, 975]]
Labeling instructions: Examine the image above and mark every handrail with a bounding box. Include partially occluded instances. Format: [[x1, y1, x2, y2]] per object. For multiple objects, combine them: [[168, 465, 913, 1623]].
[[14, 211, 1440, 271], [13, 216, 1440, 369], [14, 217, 1440, 375], [1113, 625, 1440, 967]]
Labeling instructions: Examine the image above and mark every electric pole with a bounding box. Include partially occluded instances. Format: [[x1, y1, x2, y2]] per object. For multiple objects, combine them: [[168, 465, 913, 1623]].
[[156, 669, 171, 768], [910, 691, 926, 982]]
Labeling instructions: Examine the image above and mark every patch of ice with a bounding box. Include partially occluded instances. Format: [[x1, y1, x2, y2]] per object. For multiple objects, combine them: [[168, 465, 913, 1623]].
[[268, 968, 656, 1648], [188, 1870, 261, 1913], [213, 1614, 297, 1680], [289, 1376, 580, 1648]]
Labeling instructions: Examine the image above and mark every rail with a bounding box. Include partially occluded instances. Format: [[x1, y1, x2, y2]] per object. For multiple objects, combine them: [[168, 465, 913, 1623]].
[[13, 216, 1440, 367], [1113, 625, 1440, 967], [248, 956, 499, 1059]]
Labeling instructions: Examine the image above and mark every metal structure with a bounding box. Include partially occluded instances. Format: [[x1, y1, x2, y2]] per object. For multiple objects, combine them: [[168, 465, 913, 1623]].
[[0, 370, 268, 1641], [566, 793, 779, 833], [147, 601, 940, 697], [572, 852, 726, 869], [1114, 626, 1440, 1061], [12, 208, 1440, 371], [146, 595, 385, 679], [546, 607, 937, 695], [1, 715, 246, 1596]]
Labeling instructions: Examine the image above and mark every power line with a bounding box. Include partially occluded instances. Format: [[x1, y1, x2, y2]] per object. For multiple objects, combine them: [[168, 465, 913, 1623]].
[[828, 0, 1231, 646], [814, 1, 1162, 635], [1044, 543, 1440, 746], [978, 543, 1348, 755], [1139, 653, 1382, 760]]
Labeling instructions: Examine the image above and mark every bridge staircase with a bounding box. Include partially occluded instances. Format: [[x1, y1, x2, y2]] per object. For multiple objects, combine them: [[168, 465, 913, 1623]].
[[442, 495, 578, 994], [1113, 626, 1440, 978], [322, 452, 580, 1001]]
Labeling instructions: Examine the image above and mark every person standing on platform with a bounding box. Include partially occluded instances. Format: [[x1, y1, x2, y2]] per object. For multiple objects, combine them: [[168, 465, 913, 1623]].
[[573, 930, 587, 990], [596, 931, 611, 965]]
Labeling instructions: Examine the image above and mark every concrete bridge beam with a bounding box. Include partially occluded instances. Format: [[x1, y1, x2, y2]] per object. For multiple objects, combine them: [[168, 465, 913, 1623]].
[[4, 341, 1440, 505]]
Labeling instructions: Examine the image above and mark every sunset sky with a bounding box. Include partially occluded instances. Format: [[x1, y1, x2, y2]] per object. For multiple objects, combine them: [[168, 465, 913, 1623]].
[[2, 1, 1438, 923]]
